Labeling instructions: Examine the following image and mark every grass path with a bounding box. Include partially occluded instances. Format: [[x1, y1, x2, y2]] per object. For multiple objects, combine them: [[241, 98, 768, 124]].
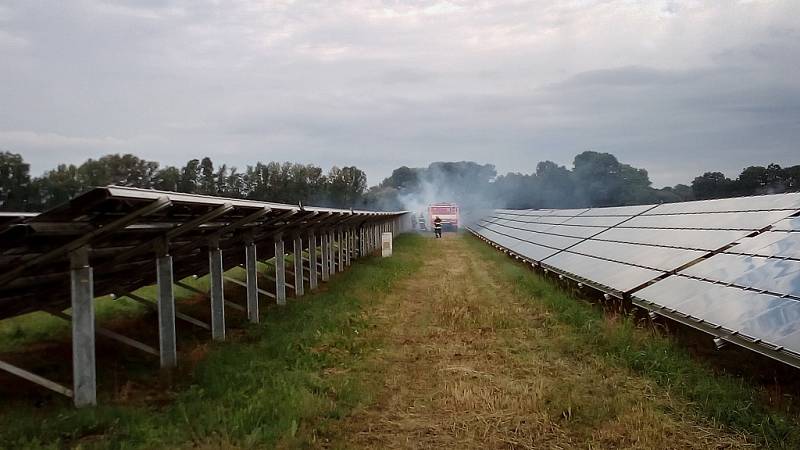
[[326, 234, 758, 449], [1, 233, 797, 448]]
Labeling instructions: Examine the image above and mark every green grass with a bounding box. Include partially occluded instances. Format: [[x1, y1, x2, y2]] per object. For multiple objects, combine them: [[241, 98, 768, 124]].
[[465, 235, 800, 449], [0, 275, 215, 353], [0, 234, 426, 449]]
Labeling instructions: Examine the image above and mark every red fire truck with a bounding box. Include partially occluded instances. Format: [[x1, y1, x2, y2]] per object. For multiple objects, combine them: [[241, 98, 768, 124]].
[[428, 202, 460, 231]]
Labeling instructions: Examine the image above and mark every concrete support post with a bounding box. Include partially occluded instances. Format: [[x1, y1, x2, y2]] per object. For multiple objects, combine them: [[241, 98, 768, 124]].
[[308, 231, 318, 289], [321, 231, 330, 282], [245, 240, 259, 323], [208, 238, 225, 341], [155, 237, 177, 368], [274, 234, 286, 305], [293, 234, 304, 297], [70, 246, 96, 407]]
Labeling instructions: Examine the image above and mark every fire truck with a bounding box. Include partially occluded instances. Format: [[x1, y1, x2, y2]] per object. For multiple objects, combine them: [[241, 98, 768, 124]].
[[428, 202, 460, 231]]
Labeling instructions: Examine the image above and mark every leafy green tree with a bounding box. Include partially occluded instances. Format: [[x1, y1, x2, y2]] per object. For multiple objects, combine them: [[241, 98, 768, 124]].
[[0, 151, 32, 210], [692, 172, 734, 199], [179, 159, 201, 193]]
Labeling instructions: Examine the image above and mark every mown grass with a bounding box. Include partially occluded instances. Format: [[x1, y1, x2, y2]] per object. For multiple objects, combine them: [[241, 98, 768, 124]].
[[464, 235, 800, 449], [0, 234, 425, 449]]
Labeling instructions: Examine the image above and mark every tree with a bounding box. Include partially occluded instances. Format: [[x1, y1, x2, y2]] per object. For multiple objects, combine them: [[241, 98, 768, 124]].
[[179, 159, 201, 193], [0, 151, 32, 210], [199, 157, 216, 194], [572, 151, 655, 207], [328, 166, 367, 207], [692, 172, 734, 199], [154, 166, 180, 191]]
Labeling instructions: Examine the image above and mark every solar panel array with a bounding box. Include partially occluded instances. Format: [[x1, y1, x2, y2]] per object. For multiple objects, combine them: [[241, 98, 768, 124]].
[[470, 193, 800, 368], [0, 186, 408, 406], [0, 186, 407, 320]]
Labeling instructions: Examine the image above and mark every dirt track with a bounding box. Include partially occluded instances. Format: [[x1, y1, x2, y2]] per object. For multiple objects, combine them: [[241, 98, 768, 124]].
[[328, 234, 753, 449]]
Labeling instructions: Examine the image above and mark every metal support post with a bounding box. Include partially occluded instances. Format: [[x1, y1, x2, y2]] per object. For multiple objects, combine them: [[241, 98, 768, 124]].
[[155, 237, 177, 368], [70, 246, 96, 407], [345, 228, 351, 266], [337, 228, 345, 272], [321, 231, 330, 282], [293, 234, 304, 297], [328, 229, 335, 277], [308, 230, 318, 289], [245, 239, 259, 323], [274, 234, 287, 305], [208, 238, 225, 341]]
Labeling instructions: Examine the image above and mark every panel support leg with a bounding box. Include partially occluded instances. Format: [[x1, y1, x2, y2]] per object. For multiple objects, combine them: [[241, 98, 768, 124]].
[[208, 239, 225, 341], [345, 229, 351, 267], [308, 231, 318, 290], [321, 231, 330, 282], [328, 230, 335, 277], [245, 240, 259, 323], [293, 234, 304, 297], [275, 234, 287, 305], [336, 228, 346, 272], [70, 246, 96, 407], [156, 247, 177, 368]]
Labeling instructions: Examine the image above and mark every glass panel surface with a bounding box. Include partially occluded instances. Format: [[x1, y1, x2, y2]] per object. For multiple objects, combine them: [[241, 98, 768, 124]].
[[541, 208, 589, 217], [729, 232, 800, 258], [569, 239, 705, 271], [593, 227, 747, 250], [636, 276, 797, 348], [582, 205, 654, 216], [524, 232, 582, 249], [624, 211, 791, 230], [682, 254, 800, 297], [544, 251, 662, 292], [774, 328, 800, 354], [736, 301, 800, 344], [513, 240, 560, 261], [771, 217, 800, 231], [562, 216, 630, 227], [644, 194, 800, 215], [546, 224, 604, 238]]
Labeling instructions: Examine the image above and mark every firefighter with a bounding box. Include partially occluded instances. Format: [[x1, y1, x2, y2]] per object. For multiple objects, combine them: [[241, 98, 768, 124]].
[[433, 216, 442, 238]]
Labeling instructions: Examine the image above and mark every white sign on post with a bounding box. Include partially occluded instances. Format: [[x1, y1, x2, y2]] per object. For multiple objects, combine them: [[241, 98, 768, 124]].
[[381, 232, 393, 257]]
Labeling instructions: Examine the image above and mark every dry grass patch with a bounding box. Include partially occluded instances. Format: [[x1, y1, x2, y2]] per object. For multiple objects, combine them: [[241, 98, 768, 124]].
[[329, 235, 756, 449]]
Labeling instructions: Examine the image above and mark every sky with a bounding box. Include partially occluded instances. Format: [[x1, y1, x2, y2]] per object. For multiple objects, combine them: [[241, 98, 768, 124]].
[[0, 0, 798, 188]]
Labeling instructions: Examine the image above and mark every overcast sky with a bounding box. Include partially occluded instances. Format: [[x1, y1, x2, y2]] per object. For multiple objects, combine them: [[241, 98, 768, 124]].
[[1, 0, 798, 187]]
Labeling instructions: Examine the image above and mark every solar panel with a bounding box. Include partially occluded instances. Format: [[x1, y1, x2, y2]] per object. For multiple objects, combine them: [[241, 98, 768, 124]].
[[634, 276, 800, 347], [0, 186, 405, 320], [560, 239, 706, 271], [590, 227, 748, 251], [680, 254, 800, 298], [728, 232, 800, 259], [642, 193, 800, 214], [772, 217, 800, 231], [542, 251, 663, 293], [623, 210, 791, 230], [471, 192, 800, 368]]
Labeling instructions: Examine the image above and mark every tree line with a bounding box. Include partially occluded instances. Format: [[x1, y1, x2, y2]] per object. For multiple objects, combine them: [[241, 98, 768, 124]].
[[0, 152, 366, 211], [0, 149, 798, 212], [368, 152, 800, 211]]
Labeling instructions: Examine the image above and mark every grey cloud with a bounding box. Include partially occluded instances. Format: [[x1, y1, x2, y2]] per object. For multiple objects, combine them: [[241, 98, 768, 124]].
[[0, 0, 799, 187]]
